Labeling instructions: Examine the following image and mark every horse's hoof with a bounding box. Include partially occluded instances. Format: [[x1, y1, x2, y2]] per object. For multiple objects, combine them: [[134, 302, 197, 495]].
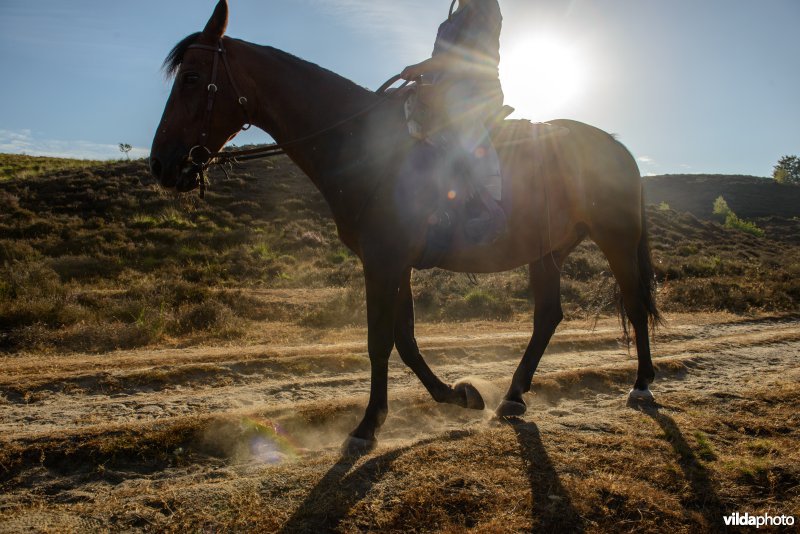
[[628, 388, 654, 403], [341, 435, 376, 457], [496, 399, 527, 418], [454, 381, 486, 410]]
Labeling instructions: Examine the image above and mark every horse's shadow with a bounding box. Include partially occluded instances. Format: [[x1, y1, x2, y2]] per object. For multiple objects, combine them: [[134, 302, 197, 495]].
[[275, 452, 390, 533], [276, 433, 469, 533], [276, 406, 728, 533], [629, 400, 727, 530], [503, 418, 586, 533], [277, 422, 587, 533]]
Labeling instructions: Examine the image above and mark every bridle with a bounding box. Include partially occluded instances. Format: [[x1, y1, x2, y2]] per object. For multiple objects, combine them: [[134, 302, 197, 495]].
[[183, 39, 256, 195], [180, 38, 410, 197]]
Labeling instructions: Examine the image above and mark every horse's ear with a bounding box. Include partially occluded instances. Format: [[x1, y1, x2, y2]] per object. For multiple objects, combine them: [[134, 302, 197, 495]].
[[202, 0, 228, 39]]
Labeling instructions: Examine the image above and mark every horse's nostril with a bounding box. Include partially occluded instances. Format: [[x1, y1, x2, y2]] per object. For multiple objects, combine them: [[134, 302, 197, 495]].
[[150, 157, 163, 179]]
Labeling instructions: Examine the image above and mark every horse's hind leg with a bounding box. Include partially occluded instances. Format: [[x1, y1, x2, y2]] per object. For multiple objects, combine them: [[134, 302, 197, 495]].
[[593, 233, 656, 400], [394, 269, 484, 410], [497, 258, 563, 417]]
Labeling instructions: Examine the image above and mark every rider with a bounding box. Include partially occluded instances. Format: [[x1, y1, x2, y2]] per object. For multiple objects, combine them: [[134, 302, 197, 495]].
[[401, 0, 505, 243]]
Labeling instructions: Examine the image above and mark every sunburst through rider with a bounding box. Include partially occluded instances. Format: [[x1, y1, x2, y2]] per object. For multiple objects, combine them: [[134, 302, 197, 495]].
[[401, 0, 506, 244]]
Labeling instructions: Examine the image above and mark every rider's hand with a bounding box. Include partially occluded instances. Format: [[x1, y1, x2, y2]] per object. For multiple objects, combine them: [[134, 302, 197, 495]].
[[401, 63, 425, 80]]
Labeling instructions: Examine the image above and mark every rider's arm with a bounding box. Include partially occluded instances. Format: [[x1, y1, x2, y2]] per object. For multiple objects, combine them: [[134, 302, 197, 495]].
[[401, 0, 501, 81], [401, 50, 496, 80], [401, 53, 457, 80]]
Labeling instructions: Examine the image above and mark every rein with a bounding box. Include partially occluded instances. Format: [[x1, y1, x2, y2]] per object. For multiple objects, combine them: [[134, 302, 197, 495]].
[[184, 39, 408, 197]]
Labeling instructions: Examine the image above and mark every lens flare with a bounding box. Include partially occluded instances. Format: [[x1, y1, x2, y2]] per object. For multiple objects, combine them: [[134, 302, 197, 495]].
[[240, 416, 299, 464]]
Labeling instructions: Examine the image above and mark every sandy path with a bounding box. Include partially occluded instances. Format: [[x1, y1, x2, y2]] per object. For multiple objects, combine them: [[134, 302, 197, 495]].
[[1, 312, 798, 533], [1, 313, 797, 444]]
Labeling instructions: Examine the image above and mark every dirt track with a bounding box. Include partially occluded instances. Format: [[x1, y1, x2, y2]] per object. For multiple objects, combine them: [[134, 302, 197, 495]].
[[1, 312, 799, 532]]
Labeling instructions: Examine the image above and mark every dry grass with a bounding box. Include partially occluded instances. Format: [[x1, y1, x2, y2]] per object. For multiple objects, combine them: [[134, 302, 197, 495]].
[[2, 155, 799, 532], [0, 153, 107, 181], [2, 363, 796, 533], [1, 156, 799, 354]]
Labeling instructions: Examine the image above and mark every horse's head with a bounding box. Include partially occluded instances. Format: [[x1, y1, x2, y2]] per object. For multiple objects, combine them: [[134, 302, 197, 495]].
[[150, 0, 249, 191]]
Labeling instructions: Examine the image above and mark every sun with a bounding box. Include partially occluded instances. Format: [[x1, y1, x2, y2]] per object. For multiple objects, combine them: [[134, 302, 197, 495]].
[[500, 35, 586, 121]]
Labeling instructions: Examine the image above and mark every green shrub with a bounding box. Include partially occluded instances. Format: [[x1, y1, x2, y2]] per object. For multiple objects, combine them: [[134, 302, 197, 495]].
[[773, 155, 800, 185], [712, 195, 731, 217], [725, 213, 764, 237], [713, 196, 764, 237], [682, 255, 722, 277], [130, 214, 159, 228], [251, 242, 277, 261]]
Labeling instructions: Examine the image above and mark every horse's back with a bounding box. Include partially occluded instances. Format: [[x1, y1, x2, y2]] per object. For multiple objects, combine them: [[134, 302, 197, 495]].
[[500, 119, 642, 224], [436, 119, 643, 272]]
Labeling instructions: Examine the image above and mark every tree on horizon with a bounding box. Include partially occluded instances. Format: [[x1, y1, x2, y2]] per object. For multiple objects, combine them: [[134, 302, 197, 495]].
[[119, 143, 133, 161], [773, 155, 800, 185]]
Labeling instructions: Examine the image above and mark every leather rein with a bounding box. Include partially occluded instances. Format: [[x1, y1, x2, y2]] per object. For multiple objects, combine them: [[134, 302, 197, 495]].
[[184, 39, 408, 197]]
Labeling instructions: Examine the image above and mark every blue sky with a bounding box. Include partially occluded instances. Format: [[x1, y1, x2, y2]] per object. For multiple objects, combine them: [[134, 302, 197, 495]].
[[0, 0, 798, 176]]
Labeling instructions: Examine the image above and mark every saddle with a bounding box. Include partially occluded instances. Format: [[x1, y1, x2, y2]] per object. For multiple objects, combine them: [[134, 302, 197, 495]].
[[403, 82, 516, 144], [394, 83, 570, 268]]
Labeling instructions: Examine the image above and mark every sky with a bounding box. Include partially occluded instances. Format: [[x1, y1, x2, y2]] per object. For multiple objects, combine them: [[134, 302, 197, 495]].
[[0, 0, 798, 177]]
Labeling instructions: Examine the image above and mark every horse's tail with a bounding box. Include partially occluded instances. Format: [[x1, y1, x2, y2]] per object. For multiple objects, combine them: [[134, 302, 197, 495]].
[[636, 190, 661, 328], [617, 188, 662, 338]]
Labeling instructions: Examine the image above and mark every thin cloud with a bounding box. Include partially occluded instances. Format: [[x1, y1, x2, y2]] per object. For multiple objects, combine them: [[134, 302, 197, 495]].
[[0, 129, 148, 161], [302, 0, 439, 53], [637, 155, 655, 165]]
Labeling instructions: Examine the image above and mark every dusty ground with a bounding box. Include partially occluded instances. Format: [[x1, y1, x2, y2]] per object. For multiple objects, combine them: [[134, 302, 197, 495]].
[[1, 310, 798, 533]]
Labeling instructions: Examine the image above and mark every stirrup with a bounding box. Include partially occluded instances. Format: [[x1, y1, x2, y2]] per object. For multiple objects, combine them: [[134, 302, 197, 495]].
[[464, 211, 507, 245], [417, 209, 454, 269]]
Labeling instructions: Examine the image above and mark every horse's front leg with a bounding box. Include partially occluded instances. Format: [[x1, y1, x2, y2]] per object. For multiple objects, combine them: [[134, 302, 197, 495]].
[[342, 263, 403, 455], [394, 268, 485, 410]]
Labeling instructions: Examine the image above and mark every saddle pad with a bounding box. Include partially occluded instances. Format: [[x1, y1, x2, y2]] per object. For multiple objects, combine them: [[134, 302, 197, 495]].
[[492, 120, 570, 148]]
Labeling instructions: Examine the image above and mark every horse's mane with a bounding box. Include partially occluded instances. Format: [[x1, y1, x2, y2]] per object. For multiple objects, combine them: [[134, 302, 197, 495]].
[[253, 44, 374, 100], [162, 33, 374, 102], [163, 32, 202, 79]]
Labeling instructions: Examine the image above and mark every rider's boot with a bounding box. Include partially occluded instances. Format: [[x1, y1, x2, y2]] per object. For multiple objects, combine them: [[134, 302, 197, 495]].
[[464, 182, 507, 245]]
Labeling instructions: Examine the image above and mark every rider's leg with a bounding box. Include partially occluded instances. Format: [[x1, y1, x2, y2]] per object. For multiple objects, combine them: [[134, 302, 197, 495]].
[[442, 82, 503, 200], [442, 83, 506, 243]]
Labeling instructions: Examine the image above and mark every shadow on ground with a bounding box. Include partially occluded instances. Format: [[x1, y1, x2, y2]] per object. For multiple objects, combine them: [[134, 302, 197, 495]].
[[505, 418, 586, 533], [631, 400, 728, 533]]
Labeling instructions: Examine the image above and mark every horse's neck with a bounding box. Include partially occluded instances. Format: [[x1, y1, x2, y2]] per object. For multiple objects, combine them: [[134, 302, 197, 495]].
[[236, 40, 382, 186]]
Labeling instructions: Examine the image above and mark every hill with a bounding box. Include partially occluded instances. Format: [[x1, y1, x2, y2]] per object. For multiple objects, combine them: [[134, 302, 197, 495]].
[[1, 154, 799, 532], [0, 154, 798, 354], [0, 153, 106, 181], [643, 173, 800, 220]]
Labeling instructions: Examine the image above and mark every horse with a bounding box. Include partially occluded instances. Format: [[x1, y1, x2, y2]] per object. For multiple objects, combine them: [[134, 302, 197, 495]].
[[150, 0, 660, 454]]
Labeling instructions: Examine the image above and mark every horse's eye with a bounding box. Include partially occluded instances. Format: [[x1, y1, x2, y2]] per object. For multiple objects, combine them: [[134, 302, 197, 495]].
[[182, 73, 200, 85]]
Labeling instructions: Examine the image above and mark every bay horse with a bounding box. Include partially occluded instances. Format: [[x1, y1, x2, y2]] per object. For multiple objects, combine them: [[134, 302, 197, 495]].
[[150, 0, 660, 454]]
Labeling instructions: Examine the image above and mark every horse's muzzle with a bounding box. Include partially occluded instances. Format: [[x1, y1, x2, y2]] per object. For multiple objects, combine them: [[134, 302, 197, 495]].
[[175, 168, 202, 192], [150, 154, 201, 192]]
